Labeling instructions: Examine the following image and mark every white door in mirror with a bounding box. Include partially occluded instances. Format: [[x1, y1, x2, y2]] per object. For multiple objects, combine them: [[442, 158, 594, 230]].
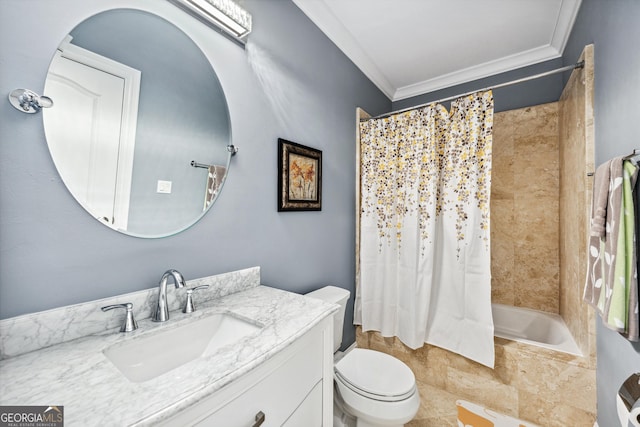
[[44, 39, 140, 231]]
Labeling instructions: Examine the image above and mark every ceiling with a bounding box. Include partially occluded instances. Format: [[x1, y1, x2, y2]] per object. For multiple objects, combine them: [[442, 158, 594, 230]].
[[292, 0, 582, 101]]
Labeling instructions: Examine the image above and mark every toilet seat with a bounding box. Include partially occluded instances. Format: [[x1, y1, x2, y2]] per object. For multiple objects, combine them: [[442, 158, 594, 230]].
[[334, 348, 416, 402]]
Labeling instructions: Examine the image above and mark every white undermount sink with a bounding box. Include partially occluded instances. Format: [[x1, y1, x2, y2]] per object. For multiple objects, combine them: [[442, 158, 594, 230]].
[[103, 313, 263, 383]]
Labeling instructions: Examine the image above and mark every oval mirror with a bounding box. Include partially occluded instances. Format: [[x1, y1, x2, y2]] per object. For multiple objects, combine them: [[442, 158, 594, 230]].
[[43, 8, 232, 238]]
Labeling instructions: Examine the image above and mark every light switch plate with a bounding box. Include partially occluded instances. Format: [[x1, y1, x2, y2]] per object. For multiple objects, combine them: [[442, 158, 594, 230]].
[[157, 180, 172, 194]]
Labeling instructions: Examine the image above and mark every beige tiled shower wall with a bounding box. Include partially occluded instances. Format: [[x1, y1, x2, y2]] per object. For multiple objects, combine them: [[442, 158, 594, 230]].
[[559, 45, 596, 359], [491, 102, 560, 312]]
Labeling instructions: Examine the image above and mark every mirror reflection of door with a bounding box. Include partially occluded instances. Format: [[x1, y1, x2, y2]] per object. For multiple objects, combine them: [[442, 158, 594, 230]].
[[44, 36, 140, 231]]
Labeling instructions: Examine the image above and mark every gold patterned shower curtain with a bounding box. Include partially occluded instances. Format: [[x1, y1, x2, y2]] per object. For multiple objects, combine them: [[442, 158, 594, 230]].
[[354, 91, 495, 367]]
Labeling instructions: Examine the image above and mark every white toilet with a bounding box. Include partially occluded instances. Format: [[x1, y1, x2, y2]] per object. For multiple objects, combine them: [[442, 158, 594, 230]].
[[306, 286, 420, 427]]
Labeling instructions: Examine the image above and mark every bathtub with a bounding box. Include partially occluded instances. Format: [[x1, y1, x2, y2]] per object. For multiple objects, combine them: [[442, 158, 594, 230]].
[[492, 303, 582, 356]]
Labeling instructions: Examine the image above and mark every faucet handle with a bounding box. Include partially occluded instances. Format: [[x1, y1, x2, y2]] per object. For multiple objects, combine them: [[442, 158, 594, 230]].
[[101, 303, 138, 332], [183, 285, 210, 313]]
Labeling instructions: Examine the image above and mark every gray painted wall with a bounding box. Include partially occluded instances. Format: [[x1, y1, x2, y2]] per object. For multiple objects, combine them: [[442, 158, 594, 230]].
[[0, 0, 390, 351], [562, 0, 640, 425]]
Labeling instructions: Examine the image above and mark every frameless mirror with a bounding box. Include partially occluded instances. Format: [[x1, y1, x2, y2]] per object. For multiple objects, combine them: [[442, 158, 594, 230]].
[[43, 8, 232, 238]]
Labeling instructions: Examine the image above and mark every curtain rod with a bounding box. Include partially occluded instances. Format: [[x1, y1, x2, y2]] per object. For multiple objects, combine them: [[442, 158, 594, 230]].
[[364, 61, 585, 121]]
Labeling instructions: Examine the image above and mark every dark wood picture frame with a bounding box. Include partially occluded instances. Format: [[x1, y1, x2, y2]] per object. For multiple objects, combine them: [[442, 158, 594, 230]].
[[278, 138, 322, 211]]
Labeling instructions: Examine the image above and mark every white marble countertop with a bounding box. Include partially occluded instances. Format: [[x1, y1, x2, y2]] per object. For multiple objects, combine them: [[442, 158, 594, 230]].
[[0, 285, 337, 426]]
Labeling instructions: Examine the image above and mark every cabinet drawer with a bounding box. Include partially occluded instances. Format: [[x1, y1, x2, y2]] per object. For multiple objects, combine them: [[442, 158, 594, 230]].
[[196, 333, 322, 426], [161, 322, 327, 427]]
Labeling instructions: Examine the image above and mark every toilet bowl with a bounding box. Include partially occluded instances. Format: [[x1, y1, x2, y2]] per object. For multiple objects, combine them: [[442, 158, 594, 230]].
[[334, 348, 420, 427], [306, 286, 420, 427]]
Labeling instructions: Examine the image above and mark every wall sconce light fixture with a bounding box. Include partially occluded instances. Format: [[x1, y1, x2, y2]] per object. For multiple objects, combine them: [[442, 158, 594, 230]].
[[8, 89, 53, 114], [169, 0, 252, 42]]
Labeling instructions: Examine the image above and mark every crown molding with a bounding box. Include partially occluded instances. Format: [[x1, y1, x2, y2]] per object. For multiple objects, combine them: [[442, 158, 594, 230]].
[[393, 45, 562, 101]]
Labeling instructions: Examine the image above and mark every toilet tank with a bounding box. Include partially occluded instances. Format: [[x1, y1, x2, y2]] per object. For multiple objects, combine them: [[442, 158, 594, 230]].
[[305, 286, 351, 353]]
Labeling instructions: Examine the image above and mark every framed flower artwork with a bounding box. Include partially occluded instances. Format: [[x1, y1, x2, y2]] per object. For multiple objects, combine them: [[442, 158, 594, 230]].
[[278, 138, 322, 211]]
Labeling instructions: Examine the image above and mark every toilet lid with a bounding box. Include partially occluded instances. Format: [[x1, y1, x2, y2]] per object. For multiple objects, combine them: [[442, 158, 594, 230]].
[[335, 348, 416, 401]]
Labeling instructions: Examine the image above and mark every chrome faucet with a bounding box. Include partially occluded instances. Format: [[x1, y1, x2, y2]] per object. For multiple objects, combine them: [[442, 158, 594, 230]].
[[152, 269, 186, 322]]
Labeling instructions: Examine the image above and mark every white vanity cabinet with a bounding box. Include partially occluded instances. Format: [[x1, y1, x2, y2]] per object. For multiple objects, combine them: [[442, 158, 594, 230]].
[[158, 316, 334, 427], [0, 275, 339, 427]]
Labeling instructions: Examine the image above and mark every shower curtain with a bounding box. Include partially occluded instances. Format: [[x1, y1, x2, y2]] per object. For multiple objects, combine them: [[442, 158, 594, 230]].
[[354, 91, 495, 368]]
